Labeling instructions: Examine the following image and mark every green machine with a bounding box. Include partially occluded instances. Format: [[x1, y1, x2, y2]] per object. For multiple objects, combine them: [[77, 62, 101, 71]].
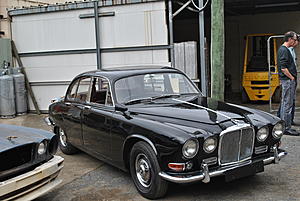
[[0, 38, 12, 69]]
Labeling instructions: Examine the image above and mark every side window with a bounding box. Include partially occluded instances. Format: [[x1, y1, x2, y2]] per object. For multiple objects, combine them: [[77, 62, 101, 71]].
[[90, 77, 113, 106], [76, 78, 92, 103], [66, 77, 91, 102]]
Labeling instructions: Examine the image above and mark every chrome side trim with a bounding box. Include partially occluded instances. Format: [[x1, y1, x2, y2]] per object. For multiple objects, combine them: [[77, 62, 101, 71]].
[[159, 148, 287, 184], [124, 135, 157, 155]]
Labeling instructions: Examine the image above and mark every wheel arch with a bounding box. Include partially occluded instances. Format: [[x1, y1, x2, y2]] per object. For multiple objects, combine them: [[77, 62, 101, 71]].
[[123, 135, 157, 171]]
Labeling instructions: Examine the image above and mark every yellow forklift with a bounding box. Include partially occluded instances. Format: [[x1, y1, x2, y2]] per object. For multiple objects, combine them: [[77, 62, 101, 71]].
[[242, 33, 281, 103]]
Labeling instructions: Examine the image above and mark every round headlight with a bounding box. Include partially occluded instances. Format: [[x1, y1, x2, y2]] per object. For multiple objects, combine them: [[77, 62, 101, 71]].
[[182, 139, 199, 159], [203, 138, 217, 153], [38, 142, 47, 155], [257, 127, 269, 142], [272, 122, 284, 139]]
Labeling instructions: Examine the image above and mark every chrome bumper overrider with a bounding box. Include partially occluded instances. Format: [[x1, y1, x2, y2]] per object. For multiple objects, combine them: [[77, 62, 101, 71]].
[[44, 117, 54, 127], [159, 147, 287, 184]]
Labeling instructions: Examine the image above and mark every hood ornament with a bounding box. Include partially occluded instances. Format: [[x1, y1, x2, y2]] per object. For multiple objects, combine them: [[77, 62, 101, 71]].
[[7, 136, 18, 141]]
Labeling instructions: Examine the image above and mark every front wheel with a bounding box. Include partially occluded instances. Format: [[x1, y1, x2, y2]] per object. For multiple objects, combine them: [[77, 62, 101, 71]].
[[130, 141, 168, 199], [55, 127, 78, 155]]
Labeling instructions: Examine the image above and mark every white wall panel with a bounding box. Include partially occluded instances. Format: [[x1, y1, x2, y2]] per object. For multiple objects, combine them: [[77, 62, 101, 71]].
[[101, 50, 169, 67], [98, 2, 168, 48], [12, 8, 95, 52], [28, 85, 69, 112], [22, 54, 97, 82]]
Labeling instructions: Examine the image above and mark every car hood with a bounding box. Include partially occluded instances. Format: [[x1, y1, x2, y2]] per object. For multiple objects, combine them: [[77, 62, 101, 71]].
[[0, 124, 54, 152], [129, 96, 251, 125]]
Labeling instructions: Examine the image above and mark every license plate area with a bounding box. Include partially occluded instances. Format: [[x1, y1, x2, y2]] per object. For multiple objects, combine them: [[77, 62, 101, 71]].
[[225, 161, 264, 182]]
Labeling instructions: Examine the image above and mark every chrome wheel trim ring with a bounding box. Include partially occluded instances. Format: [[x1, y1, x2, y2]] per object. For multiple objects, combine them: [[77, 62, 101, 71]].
[[59, 128, 68, 147], [135, 153, 151, 188]]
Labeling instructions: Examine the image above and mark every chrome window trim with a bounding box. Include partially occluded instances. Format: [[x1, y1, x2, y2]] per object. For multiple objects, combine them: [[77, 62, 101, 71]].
[[218, 124, 255, 166], [90, 75, 115, 107]]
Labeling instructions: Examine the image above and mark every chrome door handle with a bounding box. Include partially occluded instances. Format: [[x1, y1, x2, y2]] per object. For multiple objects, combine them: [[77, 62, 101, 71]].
[[84, 106, 91, 110]]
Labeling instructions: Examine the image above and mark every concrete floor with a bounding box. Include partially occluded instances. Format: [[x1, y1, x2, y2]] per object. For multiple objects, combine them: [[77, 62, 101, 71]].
[[0, 101, 299, 201]]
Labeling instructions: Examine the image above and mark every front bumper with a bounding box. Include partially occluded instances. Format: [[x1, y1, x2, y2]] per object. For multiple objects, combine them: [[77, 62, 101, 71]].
[[159, 147, 287, 184], [0, 155, 64, 201]]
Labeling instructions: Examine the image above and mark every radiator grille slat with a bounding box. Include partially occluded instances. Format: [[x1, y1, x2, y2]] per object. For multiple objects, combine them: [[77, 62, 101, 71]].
[[219, 126, 254, 166], [220, 130, 240, 164], [240, 128, 254, 160]]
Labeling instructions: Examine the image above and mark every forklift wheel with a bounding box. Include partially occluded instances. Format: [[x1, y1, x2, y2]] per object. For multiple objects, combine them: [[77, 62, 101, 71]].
[[241, 89, 249, 103], [272, 87, 281, 103]]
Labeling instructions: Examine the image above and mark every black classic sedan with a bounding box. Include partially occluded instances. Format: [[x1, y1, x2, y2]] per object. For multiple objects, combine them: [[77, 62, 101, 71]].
[[48, 67, 287, 199]]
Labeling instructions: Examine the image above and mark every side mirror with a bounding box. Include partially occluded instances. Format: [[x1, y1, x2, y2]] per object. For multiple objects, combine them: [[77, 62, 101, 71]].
[[115, 104, 128, 112]]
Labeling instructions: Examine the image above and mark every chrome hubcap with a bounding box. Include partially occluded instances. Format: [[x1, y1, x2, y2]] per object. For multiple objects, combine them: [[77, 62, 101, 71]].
[[135, 153, 151, 187], [59, 128, 67, 147]]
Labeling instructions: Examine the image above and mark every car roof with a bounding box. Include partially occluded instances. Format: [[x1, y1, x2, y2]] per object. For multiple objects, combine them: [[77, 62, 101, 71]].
[[76, 66, 183, 81]]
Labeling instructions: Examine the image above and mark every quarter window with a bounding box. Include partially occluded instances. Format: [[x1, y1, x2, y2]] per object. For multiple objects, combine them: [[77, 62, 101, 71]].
[[66, 79, 79, 101]]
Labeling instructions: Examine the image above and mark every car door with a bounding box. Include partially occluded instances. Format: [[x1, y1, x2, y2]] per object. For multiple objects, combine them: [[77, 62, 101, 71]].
[[62, 77, 92, 146], [81, 76, 114, 160]]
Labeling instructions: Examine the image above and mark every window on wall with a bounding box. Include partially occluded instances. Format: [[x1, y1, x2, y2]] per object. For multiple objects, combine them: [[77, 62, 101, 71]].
[[90, 77, 113, 106]]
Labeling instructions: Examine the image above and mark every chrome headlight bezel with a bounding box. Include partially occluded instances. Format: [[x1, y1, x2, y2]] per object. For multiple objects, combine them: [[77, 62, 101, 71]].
[[272, 122, 284, 139], [37, 141, 47, 155], [182, 139, 199, 159], [256, 126, 269, 142], [203, 137, 217, 153]]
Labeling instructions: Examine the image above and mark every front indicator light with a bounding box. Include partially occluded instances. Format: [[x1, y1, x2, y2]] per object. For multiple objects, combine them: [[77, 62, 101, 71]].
[[168, 163, 185, 172]]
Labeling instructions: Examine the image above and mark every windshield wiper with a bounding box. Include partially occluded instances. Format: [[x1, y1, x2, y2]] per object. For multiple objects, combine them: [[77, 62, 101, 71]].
[[151, 94, 181, 100], [180, 93, 199, 96], [124, 97, 152, 105], [124, 93, 195, 105]]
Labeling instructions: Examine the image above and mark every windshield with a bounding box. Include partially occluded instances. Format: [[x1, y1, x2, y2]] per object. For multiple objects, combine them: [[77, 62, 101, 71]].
[[114, 72, 199, 104]]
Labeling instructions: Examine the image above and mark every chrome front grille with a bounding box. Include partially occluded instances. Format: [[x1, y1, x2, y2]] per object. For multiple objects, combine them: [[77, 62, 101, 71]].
[[219, 125, 255, 166]]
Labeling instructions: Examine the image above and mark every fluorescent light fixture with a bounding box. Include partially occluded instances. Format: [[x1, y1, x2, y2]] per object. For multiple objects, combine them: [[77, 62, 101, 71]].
[[255, 2, 299, 8]]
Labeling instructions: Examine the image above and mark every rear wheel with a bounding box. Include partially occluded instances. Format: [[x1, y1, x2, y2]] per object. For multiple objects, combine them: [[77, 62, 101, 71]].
[[56, 127, 78, 155], [130, 141, 168, 199]]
